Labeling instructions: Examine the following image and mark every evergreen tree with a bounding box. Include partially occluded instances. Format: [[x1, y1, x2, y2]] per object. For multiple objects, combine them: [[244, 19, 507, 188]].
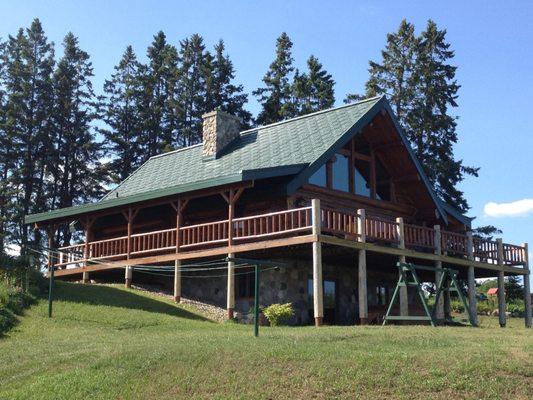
[[209, 40, 252, 128], [292, 55, 335, 116], [253, 32, 294, 125], [101, 45, 144, 183], [49, 33, 106, 246], [0, 19, 55, 254], [139, 31, 180, 157], [347, 19, 477, 213], [410, 20, 478, 211], [177, 34, 212, 146]]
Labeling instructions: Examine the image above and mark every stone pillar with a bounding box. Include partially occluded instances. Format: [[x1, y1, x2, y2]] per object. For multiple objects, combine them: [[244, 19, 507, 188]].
[[466, 232, 478, 326], [523, 243, 532, 328], [497, 238, 506, 328], [174, 259, 181, 303], [82, 271, 90, 284], [396, 217, 408, 317], [433, 225, 444, 320], [357, 209, 368, 324], [312, 199, 323, 326], [227, 253, 235, 319], [125, 266, 132, 288]]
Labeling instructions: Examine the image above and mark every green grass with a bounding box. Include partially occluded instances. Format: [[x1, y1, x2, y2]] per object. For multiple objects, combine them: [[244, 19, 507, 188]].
[[0, 282, 531, 400]]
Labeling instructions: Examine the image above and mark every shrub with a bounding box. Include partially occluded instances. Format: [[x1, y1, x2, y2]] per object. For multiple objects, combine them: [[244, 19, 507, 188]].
[[450, 299, 465, 313], [476, 301, 493, 316], [507, 301, 525, 317], [263, 303, 294, 326]]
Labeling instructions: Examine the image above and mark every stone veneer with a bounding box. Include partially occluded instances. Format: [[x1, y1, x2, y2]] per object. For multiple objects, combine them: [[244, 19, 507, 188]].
[[202, 110, 241, 159], [180, 258, 399, 326]]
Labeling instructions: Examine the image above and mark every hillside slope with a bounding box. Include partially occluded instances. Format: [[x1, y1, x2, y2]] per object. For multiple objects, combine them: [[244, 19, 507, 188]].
[[0, 282, 531, 400]]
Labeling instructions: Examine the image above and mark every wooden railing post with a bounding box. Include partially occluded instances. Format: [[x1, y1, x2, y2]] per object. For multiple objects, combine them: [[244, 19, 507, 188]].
[[522, 243, 532, 328], [496, 238, 506, 327], [467, 232, 478, 326], [357, 208, 368, 324], [123, 208, 138, 289], [312, 199, 324, 326], [396, 217, 408, 317], [434, 225, 445, 320]]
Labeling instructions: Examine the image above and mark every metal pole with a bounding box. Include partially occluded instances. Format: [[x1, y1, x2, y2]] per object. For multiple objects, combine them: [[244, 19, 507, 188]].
[[254, 264, 260, 337], [48, 263, 54, 318]]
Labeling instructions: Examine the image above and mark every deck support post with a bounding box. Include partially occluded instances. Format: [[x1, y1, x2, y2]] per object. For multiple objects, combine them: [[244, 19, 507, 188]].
[[171, 199, 187, 303], [434, 225, 445, 320], [82, 217, 94, 284], [312, 199, 323, 326], [466, 232, 478, 326], [497, 238, 506, 327], [123, 208, 138, 289], [174, 260, 181, 303], [357, 208, 368, 325], [396, 217, 408, 318], [523, 243, 532, 328], [227, 253, 235, 319]]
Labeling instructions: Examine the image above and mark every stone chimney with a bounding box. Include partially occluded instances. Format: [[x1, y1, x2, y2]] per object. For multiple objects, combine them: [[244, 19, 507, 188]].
[[202, 110, 241, 160]]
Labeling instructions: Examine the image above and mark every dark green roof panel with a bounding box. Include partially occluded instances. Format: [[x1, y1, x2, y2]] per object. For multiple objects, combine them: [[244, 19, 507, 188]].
[[25, 97, 382, 224]]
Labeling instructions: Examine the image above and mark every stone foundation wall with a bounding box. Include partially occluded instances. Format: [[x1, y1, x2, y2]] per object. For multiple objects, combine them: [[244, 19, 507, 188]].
[[179, 257, 400, 326]]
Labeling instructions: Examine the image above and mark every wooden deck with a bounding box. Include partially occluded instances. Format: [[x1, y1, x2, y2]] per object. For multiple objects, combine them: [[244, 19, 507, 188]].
[[52, 203, 529, 277]]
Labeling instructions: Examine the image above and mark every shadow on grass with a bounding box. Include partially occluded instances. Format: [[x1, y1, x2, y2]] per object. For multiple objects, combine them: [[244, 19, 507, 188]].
[[48, 282, 210, 322]]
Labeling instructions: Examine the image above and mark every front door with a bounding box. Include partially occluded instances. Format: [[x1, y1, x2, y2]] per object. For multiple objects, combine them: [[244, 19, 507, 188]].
[[308, 279, 337, 324]]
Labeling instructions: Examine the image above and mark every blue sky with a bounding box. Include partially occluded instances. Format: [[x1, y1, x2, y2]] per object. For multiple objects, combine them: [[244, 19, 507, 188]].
[[1, 1, 532, 284]]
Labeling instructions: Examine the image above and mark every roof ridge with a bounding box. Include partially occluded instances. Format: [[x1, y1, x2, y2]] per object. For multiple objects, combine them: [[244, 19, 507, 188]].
[[240, 95, 383, 135], [149, 143, 202, 160]]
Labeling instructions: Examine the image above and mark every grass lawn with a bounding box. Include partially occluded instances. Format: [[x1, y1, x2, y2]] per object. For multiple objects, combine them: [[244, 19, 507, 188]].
[[0, 282, 531, 399]]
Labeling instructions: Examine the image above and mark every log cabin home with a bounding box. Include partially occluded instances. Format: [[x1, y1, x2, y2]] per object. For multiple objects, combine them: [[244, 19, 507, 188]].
[[25, 96, 532, 327]]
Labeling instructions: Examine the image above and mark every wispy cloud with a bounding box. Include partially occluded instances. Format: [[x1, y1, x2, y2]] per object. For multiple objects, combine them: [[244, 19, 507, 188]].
[[484, 199, 533, 217]]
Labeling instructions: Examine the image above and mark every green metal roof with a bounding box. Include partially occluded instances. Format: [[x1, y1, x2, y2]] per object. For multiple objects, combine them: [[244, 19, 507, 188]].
[[26, 97, 384, 224]]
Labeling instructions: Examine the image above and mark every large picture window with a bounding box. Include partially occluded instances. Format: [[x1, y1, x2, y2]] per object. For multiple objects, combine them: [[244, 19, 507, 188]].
[[308, 164, 327, 187], [332, 154, 349, 192], [306, 138, 392, 201]]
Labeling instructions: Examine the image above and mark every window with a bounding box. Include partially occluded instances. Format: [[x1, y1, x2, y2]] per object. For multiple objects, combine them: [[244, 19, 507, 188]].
[[236, 268, 255, 298], [376, 285, 388, 306], [308, 164, 327, 187], [354, 166, 371, 197], [332, 154, 349, 192]]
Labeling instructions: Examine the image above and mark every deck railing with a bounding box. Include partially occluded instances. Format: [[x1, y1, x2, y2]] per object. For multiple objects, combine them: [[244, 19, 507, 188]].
[[404, 224, 435, 251], [56, 201, 527, 268]]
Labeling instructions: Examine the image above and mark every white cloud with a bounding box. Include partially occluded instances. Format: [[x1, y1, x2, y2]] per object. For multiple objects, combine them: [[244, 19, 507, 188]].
[[484, 199, 533, 217]]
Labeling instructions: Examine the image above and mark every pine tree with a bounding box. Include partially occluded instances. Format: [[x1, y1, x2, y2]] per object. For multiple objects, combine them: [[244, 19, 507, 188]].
[[49, 33, 106, 246], [177, 34, 212, 146], [410, 20, 478, 211], [209, 40, 252, 128], [253, 32, 295, 125], [348, 19, 478, 213], [139, 31, 180, 157], [0, 19, 55, 254], [101, 45, 144, 183], [292, 55, 335, 116]]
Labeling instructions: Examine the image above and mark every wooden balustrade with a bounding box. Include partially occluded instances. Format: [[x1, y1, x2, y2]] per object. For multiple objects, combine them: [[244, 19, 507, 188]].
[[321, 208, 359, 238], [441, 230, 468, 256], [404, 224, 435, 251], [472, 238, 499, 264], [131, 228, 177, 255], [179, 220, 229, 248], [89, 236, 129, 259], [502, 243, 526, 265], [54, 202, 527, 269], [233, 207, 312, 240], [365, 215, 399, 244]]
